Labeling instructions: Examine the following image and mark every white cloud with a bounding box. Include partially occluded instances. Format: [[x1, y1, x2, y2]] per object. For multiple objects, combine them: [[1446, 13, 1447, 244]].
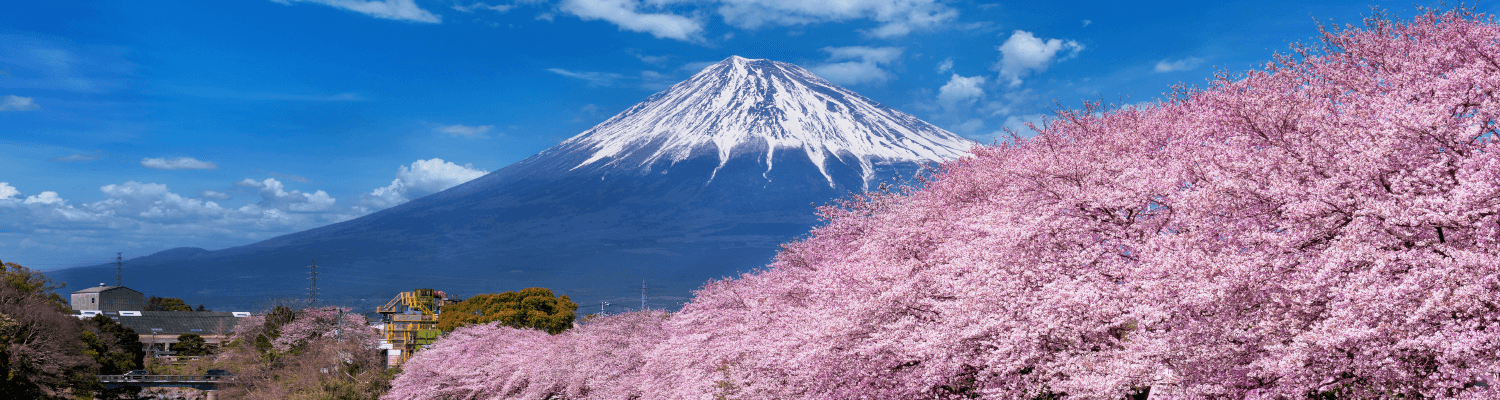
[[200, 190, 232, 200], [0, 182, 20, 204], [559, 0, 703, 41], [1154, 57, 1204, 72], [236, 178, 339, 213], [547, 68, 625, 86], [0, 95, 39, 111], [141, 157, 218, 170], [360, 158, 488, 209], [823, 46, 903, 64], [0, 180, 371, 265], [271, 0, 441, 23], [453, 2, 513, 13], [714, 0, 956, 38], [808, 46, 903, 86], [995, 30, 1083, 87], [1082, 19, 1091, 27], [437, 124, 493, 138], [937, 74, 986, 110], [23, 191, 66, 206], [935, 58, 953, 74]]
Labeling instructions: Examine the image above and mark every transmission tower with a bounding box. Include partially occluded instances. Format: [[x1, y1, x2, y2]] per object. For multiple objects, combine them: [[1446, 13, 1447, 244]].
[[307, 259, 318, 306], [115, 252, 122, 287], [641, 280, 647, 311]]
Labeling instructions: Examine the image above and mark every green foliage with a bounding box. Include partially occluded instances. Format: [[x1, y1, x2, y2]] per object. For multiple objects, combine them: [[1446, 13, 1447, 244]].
[[195, 303, 210, 312], [80, 315, 145, 398], [145, 296, 193, 312], [1, 260, 68, 310], [436, 287, 578, 334], [173, 333, 210, 356]]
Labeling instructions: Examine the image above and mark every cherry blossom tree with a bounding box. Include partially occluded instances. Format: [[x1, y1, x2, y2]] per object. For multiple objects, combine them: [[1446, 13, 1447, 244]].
[[387, 310, 670, 400], [216, 305, 389, 399], [389, 9, 1500, 399]]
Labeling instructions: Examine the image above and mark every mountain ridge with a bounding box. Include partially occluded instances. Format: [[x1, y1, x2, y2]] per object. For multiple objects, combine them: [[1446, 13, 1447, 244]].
[[49, 56, 976, 312]]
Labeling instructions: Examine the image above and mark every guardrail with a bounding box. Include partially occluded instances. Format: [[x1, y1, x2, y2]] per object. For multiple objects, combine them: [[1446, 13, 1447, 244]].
[[98, 375, 232, 390]]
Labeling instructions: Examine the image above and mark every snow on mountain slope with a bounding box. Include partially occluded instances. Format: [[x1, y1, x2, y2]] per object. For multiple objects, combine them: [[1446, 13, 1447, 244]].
[[554, 56, 975, 188]]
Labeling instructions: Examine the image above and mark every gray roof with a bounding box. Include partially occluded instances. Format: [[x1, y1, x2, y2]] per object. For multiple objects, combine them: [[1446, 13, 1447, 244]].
[[112, 311, 243, 335], [73, 285, 141, 294]]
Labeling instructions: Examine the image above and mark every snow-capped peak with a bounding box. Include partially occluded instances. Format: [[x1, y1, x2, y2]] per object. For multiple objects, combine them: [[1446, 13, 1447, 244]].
[[557, 56, 975, 187]]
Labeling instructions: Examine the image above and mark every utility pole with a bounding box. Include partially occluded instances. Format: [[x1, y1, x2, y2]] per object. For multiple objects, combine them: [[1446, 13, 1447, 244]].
[[641, 280, 647, 311], [115, 252, 122, 287], [308, 260, 318, 306]]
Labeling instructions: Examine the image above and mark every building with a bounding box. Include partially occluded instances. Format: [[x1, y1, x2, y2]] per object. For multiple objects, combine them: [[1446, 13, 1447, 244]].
[[376, 288, 456, 367], [70, 285, 252, 356], [70, 283, 145, 311], [112, 311, 251, 356]]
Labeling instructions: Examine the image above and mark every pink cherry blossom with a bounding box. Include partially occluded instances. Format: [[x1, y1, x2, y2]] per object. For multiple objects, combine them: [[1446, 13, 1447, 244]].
[[389, 9, 1500, 399]]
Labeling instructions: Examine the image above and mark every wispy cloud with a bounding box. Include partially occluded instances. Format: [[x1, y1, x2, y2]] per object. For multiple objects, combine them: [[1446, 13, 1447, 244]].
[[1154, 57, 1204, 72], [808, 46, 903, 86], [48, 150, 102, 162], [268, 172, 311, 183], [437, 124, 494, 138], [0, 34, 135, 93], [141, 157, 217, 170], [199, 190, 232, 200], [626, 49, 671, 66], [453, 2, 513, 13], [271, 0, 441, 23], [547, 68, 625, 86], [559, 0, 703, 41], [714, 0, 956, 38], [0, 95, 39, 111]]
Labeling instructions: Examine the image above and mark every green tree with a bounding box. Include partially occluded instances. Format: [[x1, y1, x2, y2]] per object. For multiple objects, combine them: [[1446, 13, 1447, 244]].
[[80, 314, 145, 398], [172, 333, 210, 356], [436, 287, 578, 334], [145, 296, 192, 312]]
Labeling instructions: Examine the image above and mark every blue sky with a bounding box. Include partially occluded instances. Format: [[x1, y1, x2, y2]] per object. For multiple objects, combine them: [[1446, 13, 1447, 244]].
[[0, 0, 1471, 270]]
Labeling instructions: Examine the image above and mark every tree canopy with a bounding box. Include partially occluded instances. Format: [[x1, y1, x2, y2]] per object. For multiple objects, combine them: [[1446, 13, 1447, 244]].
[[0, 260, 95, 399], [172, 333, 209, 357], [436, 287, 578, 334], [389, 9, 1500, 400], [145, 296, 193, 312], [212, 305, 390, 399]]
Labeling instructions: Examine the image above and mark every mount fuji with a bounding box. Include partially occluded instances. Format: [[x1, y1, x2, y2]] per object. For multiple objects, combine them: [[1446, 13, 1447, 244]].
[[50, 56, 976, 311]]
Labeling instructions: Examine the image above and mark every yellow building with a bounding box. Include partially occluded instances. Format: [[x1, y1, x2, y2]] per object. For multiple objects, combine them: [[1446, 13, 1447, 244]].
[[375, 288, 454, 367]]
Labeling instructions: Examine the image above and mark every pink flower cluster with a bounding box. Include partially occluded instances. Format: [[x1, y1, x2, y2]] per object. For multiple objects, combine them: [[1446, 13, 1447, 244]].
[[390, 9, 1500, 399], [234, 306, 379, 352], [388, 311, 669, 399]]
